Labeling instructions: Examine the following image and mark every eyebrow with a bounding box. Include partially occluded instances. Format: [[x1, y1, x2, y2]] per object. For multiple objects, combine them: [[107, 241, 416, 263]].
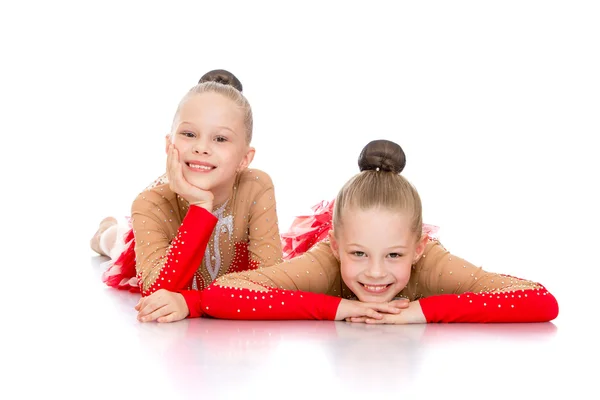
[[347, 243, 409, 249], [177, 122, 238, 136], [216, 125, 238, 135]]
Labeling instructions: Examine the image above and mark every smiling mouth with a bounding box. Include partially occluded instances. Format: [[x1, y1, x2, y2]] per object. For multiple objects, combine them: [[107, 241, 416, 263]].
[[186, 162, 216, 171], [359, 283, 392, 293]]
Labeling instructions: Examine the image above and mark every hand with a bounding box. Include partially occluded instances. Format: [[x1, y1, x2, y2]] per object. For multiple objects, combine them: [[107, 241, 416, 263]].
[[135, 289, 190, 323], [345, 301, 426, 325], [166, 144, 214, 210], [335, 298, 410, 321]]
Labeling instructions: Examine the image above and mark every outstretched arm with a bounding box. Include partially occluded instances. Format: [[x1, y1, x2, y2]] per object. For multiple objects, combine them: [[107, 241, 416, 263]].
[[413, 241, 558, 323], [180, 240, 340, 317]]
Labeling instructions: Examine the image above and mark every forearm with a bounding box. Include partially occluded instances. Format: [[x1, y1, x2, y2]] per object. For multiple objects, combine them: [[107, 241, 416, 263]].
[[419, 286, 559, 323], [198, 282, 341, 320], [138, 206, 217, 296], [179, 290, 202, 318], [396, 301, 427, 324]]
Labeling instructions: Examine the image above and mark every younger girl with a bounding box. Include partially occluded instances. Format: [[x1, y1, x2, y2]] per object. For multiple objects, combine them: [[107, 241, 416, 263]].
[[137, 139, 558, 324], [93, 77, 284, 298]]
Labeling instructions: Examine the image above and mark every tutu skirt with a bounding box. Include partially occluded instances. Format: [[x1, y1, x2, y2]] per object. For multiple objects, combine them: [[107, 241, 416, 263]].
[[101, 218, 140, 292]]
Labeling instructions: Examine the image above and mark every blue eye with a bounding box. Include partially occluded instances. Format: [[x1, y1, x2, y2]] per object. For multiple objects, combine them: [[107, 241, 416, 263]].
[[351, 251, 366, 257]]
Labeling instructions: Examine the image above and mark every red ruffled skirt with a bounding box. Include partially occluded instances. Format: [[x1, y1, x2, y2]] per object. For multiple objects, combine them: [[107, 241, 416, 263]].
[[101, 219, 140, 293]]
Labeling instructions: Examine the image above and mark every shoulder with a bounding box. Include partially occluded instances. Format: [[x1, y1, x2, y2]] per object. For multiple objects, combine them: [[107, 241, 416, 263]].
[[143, 173, 168, 191], [132, 184, 178, 213], [237, 168, 275, 192]]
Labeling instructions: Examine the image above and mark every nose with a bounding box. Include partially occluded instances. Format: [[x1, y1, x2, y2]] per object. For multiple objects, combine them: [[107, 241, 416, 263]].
[[364, 259, 386, 279], [192, 137, 211, 155]]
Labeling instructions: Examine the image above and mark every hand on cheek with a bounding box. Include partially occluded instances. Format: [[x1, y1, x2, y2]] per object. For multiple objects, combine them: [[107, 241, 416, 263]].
[[166, 144, 214, 210]]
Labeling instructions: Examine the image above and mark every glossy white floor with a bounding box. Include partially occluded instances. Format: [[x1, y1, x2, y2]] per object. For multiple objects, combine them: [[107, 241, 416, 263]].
[[5, 250, 593, 400], [3, 1, 599, 399]]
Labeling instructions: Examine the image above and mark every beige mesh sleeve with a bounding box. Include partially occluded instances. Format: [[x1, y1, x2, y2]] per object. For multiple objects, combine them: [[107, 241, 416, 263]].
[[130, 190, 179, 292], [246, 174, 283, 267], [144, 173, 169, 191], [414, 241, 542, 297], [215, 241, 340, 293]]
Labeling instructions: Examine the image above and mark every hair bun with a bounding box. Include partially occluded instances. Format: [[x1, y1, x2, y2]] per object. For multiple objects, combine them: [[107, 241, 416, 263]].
[[198, 69, 243, 92], [358, 139, 406, 174]]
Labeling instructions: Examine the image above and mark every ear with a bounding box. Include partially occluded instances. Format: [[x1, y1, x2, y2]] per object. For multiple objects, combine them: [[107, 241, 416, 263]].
[[328, 230, 340, 261], [414, 235, 429, 264], [237, 146, 256, 172]]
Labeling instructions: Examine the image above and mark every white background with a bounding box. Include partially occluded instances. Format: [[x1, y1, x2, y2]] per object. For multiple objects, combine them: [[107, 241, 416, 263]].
[[0, 1, 598, 396]]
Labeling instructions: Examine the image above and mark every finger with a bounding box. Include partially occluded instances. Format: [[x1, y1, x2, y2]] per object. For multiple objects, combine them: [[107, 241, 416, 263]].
[[167, 145, 177, 183], [365, 317, 387, 324], [389, 299, 410, 309], [138, 299, 166, 319], [138, 302, 159, 319], [169, 147, 187, 193], [168, 146, 183, 185], [366, 308, 383, 320], [172, 148, 186, 183], [136, 292, 161, 315], [140, 304, 171, 322], [373, 303, 402, 314], [134, 294, 150, 311], [166, 145, 174, 178], [135, 297, 147, 312], [347, 317, 368, 323], [157, 312, 181, 323]]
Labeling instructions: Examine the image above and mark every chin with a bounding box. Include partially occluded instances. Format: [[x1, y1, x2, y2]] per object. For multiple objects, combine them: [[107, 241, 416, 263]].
[[353, 283, 403, 303], [355, 292, 395, 304], [185, 177, 212, 191]]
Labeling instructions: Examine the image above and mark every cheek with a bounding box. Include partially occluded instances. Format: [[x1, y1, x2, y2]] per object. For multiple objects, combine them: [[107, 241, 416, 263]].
[[225, 150, 241, 166], [170, 137, 185, 152], [339, 257, 360, 282], [391, 261, 412, 284], [179, 140, 194, 152], [228, 146, 246, 163]]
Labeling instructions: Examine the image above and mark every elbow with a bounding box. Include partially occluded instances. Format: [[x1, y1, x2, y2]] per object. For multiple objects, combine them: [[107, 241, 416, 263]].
[[544, 292, 559, 322], [532, 290, 559, 322]]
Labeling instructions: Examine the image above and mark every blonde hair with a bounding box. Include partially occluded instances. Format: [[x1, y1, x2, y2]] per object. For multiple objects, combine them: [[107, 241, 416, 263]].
[[171, 81, 253, 144], [332, 140, 423, 241]]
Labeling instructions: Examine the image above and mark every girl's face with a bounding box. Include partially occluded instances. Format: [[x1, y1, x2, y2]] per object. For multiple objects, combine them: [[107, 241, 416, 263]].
[[169, 92, 254, 195], [330, 207, 427, 303]]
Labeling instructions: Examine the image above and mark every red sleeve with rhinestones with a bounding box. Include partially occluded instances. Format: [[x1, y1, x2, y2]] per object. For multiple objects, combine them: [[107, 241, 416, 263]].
[[179, 290, 204, 318], [193, 282, 342, 320], [419, 286, 559, 323], [138, 205, 217, 296]]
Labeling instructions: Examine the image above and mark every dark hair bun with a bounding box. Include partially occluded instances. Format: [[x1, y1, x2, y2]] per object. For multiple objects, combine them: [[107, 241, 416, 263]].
[[198, 69, 243, 92], [358, 139, 406, 174]]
